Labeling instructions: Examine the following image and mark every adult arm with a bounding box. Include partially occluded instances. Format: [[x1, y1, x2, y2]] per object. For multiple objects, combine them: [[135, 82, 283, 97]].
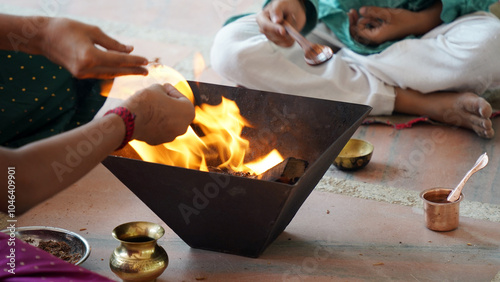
[[0, 83, 195, 214], [0, 13, 148, 79]]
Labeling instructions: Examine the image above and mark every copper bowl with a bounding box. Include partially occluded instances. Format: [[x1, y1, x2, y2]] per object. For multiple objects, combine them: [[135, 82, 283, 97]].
[[420, 188, 463, 231], [333, 139, 374, 170]]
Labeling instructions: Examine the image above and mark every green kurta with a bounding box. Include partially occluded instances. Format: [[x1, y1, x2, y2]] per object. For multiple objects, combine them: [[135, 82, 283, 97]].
[[0, 51, 106, 148], [262, 0, 496, 54]]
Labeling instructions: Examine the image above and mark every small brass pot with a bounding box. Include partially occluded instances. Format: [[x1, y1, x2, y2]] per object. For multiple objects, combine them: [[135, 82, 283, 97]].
[[420, 188, 463, 232], [110, 221, 168, 282]]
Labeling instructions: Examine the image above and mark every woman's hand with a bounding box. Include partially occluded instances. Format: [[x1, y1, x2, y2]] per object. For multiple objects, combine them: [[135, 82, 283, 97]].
[[122, 83, 196, 145], [256, 0, 307, 47], [40, 17, 149, 79]]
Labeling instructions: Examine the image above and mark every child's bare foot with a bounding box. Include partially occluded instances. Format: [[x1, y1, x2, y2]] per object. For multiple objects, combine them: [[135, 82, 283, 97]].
[[395, 88, 494, 138]]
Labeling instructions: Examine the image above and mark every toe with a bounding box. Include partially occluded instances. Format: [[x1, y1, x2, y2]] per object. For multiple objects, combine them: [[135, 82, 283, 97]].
[[471, 119, 494, 139], [461, 94, 492, 118]]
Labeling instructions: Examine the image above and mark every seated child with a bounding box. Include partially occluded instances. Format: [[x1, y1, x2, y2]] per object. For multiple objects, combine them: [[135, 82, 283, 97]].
[[211, 0, 500, 138]]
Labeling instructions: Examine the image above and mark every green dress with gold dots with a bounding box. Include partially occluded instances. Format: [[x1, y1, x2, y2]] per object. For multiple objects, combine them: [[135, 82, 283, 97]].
[[0, 51, 106, 148]]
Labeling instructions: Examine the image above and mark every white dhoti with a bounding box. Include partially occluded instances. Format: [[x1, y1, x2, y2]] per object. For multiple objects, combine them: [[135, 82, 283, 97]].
[[210, 12, 500, 116]]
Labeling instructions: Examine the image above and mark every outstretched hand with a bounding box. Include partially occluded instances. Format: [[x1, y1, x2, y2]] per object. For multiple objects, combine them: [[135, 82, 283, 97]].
[[41, 17, 149, 79], [256, 0, 307, 47]]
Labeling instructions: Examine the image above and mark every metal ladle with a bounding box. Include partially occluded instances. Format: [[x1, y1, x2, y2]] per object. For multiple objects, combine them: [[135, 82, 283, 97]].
[[282, 20, 333, 66], [447, 152, 489, 202]]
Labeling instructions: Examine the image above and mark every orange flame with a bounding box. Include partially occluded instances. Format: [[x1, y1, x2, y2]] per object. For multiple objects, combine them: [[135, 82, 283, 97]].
[[193, 52, 206, 81], [109, 59, 284, 175]]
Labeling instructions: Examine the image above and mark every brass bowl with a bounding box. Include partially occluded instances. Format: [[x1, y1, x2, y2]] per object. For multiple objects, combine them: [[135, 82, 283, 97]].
[[333, 139, 374, 170]]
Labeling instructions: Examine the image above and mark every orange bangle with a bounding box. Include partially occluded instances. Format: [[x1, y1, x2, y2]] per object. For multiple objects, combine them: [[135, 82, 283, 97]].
[[104, 107, 136, 150]]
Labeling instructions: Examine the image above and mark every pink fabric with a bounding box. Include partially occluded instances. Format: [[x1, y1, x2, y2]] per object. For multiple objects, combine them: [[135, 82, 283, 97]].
[[0, 231, 114, 281]]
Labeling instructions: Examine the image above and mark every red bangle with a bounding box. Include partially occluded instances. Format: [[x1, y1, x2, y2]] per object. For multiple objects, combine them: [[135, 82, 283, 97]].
[[104, 107, 136, 150]]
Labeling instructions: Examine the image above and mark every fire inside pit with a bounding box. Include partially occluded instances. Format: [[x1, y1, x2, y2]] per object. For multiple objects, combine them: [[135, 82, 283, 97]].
[[126, 82, 288, 179], [103, 81, 371, 258]]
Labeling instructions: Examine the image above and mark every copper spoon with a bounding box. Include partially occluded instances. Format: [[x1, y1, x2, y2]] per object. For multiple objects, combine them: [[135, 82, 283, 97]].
[[282, 20, 333, 66], [447, 152, 489, 202]]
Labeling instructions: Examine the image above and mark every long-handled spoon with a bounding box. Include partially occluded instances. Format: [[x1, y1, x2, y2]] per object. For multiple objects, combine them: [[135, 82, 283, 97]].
[[282, 20, 333, 66], [447, 152, 489, 202]]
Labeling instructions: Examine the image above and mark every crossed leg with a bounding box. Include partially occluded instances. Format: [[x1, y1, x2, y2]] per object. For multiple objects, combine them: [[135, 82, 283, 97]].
[[211, 13, 499, 138]]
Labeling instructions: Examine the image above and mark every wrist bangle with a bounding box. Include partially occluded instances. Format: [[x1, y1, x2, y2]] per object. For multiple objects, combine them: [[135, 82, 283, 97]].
[[104, 107, 136, 150]]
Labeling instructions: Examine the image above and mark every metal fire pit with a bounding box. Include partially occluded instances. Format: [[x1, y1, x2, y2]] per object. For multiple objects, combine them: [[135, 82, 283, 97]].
[[102, 81, 371, 258]]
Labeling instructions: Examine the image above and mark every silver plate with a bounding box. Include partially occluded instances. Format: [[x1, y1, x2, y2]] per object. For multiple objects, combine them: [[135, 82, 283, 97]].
[[3, 226, 90, 265]]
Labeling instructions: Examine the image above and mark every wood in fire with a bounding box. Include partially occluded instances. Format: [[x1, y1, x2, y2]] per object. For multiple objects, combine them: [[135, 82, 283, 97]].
[[259, 157, 308, 184], [210, 157, 308, 185], [208, 167, 257, 179]]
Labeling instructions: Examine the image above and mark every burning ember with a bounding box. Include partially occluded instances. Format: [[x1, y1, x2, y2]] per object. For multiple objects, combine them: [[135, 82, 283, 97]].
[[107, 59, 284, 176]]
